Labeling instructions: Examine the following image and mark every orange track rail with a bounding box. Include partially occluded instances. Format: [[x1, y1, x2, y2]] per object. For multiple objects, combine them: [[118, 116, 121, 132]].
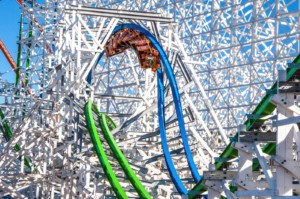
[[0, 39, 31, 94], [0, 39, 17, 72]]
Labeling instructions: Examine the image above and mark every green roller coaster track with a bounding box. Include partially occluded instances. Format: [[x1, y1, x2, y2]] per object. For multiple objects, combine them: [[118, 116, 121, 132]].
[[84, 100, 128, 199], [188, 53, 300, 199], [84, 100, 152, 199], [0, 108, 31, 169]]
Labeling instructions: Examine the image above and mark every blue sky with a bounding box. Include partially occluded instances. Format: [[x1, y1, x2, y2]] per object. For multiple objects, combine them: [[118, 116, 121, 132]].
[[0, 1, 21, 83]]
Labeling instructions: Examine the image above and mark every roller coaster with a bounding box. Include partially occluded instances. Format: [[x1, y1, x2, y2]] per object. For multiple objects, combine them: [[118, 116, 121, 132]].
[[1, 0, 300, 198]]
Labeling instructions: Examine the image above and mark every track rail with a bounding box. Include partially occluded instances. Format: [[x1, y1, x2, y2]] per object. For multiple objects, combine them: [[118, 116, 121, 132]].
[[0, 109, 31, 169], [84, 100, 128, 199], [187, 54, 300, 199], [84, 100, 152, 198], [102, 23, 203, 195], [91, 101, 152, 198], [0, 40, 17, 73]]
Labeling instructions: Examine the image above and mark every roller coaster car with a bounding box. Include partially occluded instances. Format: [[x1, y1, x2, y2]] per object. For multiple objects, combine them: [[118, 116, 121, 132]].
[[128, 35, 148, 46], [105, 37, 128, 57], [104, 28, 161, 72], [140, 54, 160, 71]]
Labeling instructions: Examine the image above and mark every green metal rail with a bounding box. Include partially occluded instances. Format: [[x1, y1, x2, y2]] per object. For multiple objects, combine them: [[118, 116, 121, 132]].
[[97, 108, 152, 199], [84, 100, 128, 199], [188, 53, 300, 199], [0, 109, 13, 141], [0, 108, 31, 169], [15, 14, 23, 85], [84, 100, 152, 199], [215, 53, 300, 171]]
